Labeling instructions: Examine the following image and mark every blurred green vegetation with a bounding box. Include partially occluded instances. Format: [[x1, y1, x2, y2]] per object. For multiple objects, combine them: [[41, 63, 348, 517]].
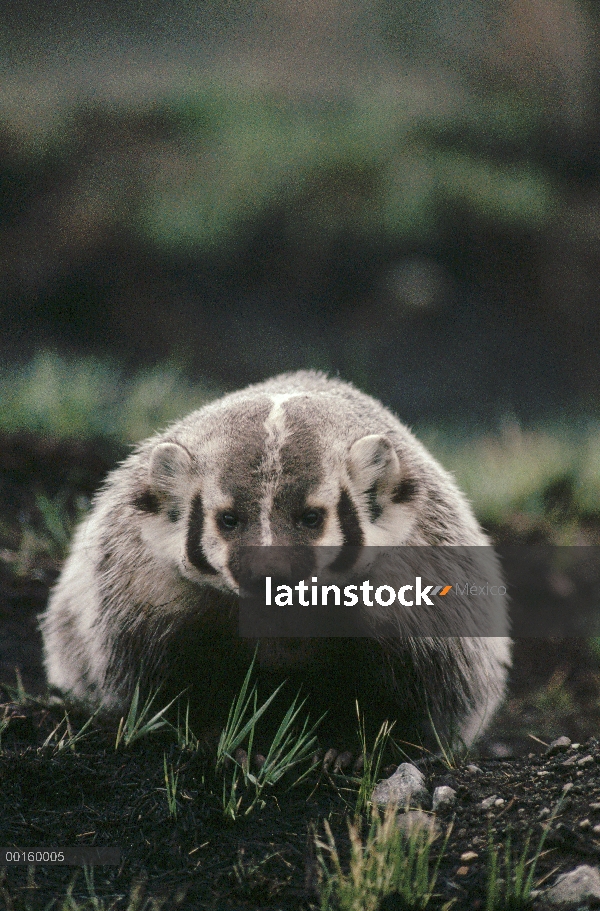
[[141, 87, 555, 253], [422, 422, 600, 528], [3, 82, 557, 262], [0, 352, 217, 443], [3, 353, 599, 528]]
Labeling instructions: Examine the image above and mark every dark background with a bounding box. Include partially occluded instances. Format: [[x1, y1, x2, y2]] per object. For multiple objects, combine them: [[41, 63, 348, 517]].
[[1, 0, 599, 425]]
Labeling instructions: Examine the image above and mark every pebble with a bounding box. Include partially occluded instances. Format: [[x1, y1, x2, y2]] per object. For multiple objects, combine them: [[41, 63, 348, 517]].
[[494, 798, 505, 808], [577, 754, 594, 767], [544, 864, 600, 906], [561, 756, 576, 767], [539, 807, 551, 819], [591, 803, 600, 813], [480, 795, 497, 810], [593, 825, 600, 836], [488, 741, 513, 759], [465, 764, 483, 775], [571, 743, 581, 750], [456, 866, 469, 877], [546, 736, 571, 756], [460, 851, 478, 862], [579, 818, 591, 831], [371, 763, 429, 808], [432, 786, 456, 813]]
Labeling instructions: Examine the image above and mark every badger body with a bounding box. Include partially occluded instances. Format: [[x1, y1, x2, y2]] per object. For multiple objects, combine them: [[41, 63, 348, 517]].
[[41, 371, 511, 747]]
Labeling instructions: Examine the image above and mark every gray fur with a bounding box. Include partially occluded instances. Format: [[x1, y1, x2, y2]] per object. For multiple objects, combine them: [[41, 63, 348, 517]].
[[40, 371, 511, 746]]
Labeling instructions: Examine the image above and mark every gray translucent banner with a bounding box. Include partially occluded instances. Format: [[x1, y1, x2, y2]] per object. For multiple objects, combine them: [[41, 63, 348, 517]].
[[237, 546, 600, 637]]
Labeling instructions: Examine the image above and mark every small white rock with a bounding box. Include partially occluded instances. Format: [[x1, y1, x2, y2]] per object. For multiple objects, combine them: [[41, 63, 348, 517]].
[[460, 851, 478, 863], [578, 754, 594, 767], [579, 818, 591, 831], [546, 736, 571, 756], [593, 824, 600, 836], [544, 864, 600, 906], [465, 764, 483, 775], [494, 798, 505, 808], [480, 795, 497, 810], [371, 763, 429, 808], [590, 802, 600, 812], [432, 786, 456, 812]]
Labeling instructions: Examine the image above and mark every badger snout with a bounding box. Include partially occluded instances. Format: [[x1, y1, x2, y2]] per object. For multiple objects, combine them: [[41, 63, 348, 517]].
[[235, 544, 315, 595]]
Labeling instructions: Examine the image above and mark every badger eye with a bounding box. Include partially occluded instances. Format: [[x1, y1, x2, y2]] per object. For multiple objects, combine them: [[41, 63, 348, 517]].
[[299, 508, 324, 529], [219, 512, 239, 530]]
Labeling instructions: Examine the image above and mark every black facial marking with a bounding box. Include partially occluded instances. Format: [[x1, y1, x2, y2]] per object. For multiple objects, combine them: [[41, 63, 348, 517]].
[[133, 489, 160, 515], [330, 488, 363, 572], [391, 478, 419, 504], [186, 493, 218, 575], [336, 488, 364, 547], [167, 505, 181, 523], [365, 482, 383, 522]]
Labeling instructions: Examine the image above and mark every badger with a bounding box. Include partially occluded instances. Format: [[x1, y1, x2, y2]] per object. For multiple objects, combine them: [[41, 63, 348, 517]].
[[41, 371, 511, 748]]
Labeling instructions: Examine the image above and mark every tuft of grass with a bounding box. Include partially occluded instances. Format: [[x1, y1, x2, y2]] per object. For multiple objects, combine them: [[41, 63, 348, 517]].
[[1, 669, 49, 707], [216, 655, 322, 820], [162, 753, 180, 820], [114, 683, 180, 749], [41, 867, 183, 911], [172, 701, 199, 752], [215, 653, 284, 775], [485, 792, 565, 910], [354, 703, 394, 818], [425, 706, 468, 771], [316, 804, 450, 911], [41, 709, 99, 755]]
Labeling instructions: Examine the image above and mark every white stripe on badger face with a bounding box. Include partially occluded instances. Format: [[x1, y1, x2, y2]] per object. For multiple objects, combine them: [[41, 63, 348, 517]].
[[259, 394, 303, 545]]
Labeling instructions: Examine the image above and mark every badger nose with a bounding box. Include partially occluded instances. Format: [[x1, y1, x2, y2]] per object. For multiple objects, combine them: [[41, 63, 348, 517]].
[[238, 546, 315, 594]]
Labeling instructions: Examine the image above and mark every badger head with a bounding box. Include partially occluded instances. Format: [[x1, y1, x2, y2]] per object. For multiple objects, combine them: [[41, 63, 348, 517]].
[[132, 393, 421, 594]]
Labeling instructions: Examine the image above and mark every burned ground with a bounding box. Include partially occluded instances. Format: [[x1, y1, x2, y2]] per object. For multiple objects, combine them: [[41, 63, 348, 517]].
[[2, 436, 600, 909]]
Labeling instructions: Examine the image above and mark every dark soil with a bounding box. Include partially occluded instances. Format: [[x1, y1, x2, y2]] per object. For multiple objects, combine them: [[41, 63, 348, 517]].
[[2, 434, 600, 909]]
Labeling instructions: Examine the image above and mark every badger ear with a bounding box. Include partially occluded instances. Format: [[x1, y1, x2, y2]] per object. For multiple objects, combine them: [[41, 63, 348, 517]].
[[348, 435, 417, 522], [148, 442, 193, 492], [348, 435, 400, 492]]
